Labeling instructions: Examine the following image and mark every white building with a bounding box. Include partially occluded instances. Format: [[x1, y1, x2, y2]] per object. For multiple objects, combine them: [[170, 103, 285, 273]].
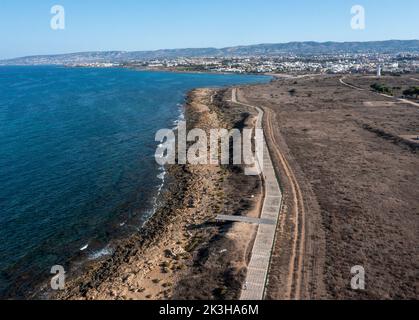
[[377, 64, 382, 77]]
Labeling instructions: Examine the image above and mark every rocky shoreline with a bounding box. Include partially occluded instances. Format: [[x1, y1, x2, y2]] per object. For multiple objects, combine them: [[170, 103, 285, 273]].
[[37, 87, 263, 300]]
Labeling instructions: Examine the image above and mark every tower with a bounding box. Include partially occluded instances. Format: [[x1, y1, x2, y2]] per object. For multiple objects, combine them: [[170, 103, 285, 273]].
[[377, 64, 382, 77]]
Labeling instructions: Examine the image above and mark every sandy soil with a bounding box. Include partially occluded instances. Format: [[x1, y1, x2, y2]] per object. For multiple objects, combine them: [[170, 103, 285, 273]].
[[239, 74, 418, 299], [51, 88, 263, 300]]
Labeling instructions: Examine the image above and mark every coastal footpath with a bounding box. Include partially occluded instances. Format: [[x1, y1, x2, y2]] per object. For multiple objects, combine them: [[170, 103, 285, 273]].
[[238, 74, 418, 299], [51, 87, 264, 300]]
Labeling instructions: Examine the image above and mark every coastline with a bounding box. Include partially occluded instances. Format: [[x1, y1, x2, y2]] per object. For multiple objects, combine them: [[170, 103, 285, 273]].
[[45, 86, 264, 300], [0, 66, 273, 300], [60, 63, 259, 76]]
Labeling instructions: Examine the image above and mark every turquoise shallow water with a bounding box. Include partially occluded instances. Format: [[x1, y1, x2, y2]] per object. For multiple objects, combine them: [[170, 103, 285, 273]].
[[0, 66, 270, 297]]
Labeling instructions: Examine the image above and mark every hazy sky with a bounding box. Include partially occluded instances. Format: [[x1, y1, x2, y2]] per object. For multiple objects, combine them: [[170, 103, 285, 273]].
[[1, 0, 418, 59]]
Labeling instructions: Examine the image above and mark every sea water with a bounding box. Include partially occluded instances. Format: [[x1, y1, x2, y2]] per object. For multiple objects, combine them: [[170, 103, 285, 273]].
[[0, 66, 270, 297]]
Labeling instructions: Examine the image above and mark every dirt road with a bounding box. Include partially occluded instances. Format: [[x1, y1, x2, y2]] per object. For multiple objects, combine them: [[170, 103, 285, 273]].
[[233, 88, 309, 300], [340, 76, 419, 108], [238, 74, 418, 299]]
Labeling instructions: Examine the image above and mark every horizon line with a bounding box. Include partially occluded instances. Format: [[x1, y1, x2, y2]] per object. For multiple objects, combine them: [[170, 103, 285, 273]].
[[3, 39, 419, 61]]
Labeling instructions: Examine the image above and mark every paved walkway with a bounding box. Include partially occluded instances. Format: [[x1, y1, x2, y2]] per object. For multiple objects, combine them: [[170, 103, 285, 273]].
[[216, 214, 276, 226], [228, 88, 283, 300]]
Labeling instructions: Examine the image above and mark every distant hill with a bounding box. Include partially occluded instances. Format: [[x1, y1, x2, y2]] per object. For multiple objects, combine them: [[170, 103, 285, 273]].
[[2, 40, 419, 65]]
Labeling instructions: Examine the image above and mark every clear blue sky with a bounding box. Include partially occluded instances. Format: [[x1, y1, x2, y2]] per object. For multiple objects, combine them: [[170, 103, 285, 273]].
[[1, 0, 418, 59]]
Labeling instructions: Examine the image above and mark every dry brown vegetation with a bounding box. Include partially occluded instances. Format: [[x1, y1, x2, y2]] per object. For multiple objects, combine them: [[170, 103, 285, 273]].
[[239, 74, 418, 299]]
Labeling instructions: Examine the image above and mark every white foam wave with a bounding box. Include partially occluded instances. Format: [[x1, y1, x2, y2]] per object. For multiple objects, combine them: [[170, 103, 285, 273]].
[[88, 246, 113, 260]]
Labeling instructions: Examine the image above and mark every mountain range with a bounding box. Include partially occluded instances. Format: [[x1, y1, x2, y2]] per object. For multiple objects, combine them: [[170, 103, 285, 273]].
[[1, 40, 418, 65]]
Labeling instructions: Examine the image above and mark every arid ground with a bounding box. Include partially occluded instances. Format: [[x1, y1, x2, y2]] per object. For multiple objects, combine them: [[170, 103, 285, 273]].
[[46, 74, 417, 301], [237, 74, 418, 299]]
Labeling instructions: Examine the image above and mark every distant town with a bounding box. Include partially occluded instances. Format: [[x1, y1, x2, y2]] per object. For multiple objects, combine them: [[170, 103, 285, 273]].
[[2, 40, 419, 75], [65, 53, 419, 75]]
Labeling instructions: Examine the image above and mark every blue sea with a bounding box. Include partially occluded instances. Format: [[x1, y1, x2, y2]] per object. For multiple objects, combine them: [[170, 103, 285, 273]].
[[0, 66, 270, 297]]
